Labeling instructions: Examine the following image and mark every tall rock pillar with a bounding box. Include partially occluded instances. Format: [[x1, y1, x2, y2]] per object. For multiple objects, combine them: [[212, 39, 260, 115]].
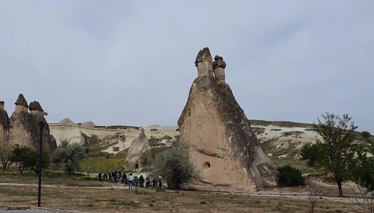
[[0, 101, 10, 141], [178, 48, 277, 191], [9, 94, 57, 154]]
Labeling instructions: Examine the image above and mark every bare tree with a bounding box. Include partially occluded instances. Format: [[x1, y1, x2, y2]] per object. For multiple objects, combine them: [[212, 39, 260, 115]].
[[349, 185, 374, 213], [308, 181, 321, 213], [0, 131, 11, 170]]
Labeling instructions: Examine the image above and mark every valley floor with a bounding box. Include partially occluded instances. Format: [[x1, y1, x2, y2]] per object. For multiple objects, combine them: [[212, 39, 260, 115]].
[[0, 175, 365, 213]]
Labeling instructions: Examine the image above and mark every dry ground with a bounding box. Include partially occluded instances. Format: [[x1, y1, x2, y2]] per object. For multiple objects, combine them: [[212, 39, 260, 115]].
[[0, 184, 362, 213]]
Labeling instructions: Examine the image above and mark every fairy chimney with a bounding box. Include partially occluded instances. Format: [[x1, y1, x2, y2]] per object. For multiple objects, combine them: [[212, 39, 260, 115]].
[[29, 101, 44, 113], [212, 55, 226, 84], [195, 47, 213, 76], [9, 95, 56, 154], [15, 94, 28, 113], [178, 48, 278, 192], [0, 101, 10, 139], [125, 128, 155, 171]]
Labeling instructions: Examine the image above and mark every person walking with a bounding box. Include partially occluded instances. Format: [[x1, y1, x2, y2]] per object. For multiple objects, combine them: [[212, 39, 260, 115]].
[[128, 173, 134, 189], [158, 176, 163, 189], [145, 177, 150, 188], [139, 175, 144, 188], [152, 178, 157, 188], [98, 172, 102, 181], [122, 172, 127, 184], [134, 176, 139, 188]]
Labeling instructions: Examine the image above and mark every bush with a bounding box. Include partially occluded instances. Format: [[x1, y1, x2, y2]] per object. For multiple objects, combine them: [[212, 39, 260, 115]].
[[277, 165, 305, 187], [151, 144, 198, 189], [52, 142, 86, 174]]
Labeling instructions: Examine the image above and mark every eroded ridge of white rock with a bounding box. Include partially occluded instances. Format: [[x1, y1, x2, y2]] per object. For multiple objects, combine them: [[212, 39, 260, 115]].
[[178, 47, 278, 191], [125, 128, 155, 171], [9, 94, 57, 154]]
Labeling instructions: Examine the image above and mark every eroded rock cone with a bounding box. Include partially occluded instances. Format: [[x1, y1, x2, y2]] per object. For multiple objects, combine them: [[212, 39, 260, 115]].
[[125, 128, 155, 171], [9, 95, 57, 154], [0, 101, 10, 142], [178, 48, 278, 191]]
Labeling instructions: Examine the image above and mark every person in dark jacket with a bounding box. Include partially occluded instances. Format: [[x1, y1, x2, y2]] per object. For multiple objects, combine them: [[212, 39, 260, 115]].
[[98, 173, 102, 181], [139, 175, 144, 188]]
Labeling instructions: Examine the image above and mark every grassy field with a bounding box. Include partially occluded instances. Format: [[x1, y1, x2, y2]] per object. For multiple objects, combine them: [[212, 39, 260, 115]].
[[80, 158, 125, 173], [0, 184, 362, 213], [0, 171, 106, 186]]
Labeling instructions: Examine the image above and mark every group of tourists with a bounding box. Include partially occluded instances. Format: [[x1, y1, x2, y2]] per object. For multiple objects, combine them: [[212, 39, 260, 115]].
[[97, 171, 163, 189]]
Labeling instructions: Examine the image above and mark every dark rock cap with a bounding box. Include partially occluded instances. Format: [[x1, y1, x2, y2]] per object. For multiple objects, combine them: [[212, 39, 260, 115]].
[[214, 55, 223, 61], [29, 101, 44, 112], [0, 101, 4, 105], [195, 47, 212, 66], [213, 55, 226, 69], [15, 94, 28, 107]]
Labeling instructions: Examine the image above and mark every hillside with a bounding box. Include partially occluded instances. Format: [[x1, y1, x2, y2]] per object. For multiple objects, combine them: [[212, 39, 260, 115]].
[[50, 118, 374, 173]]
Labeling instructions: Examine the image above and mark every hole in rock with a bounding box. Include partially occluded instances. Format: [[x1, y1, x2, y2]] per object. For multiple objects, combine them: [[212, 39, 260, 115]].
[[203, 162, 211, 169], [135, 163, 139, 169]]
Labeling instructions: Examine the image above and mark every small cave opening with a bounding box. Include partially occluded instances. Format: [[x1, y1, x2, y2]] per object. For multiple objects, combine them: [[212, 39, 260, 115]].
[[188, 109, 191, 117], [203, 162, 211, 169], [135, 163, 139, 169]]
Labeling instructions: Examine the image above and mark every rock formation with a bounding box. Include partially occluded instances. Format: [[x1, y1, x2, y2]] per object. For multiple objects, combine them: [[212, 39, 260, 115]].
[[178, 48, 278, 191], [212, 55, 226, 84], [81, 121, 95, 128], [58, 118, 78, 126], [0, 101, 10, 144], [9, 94, 57, 154], [125, 128, 155, 171]]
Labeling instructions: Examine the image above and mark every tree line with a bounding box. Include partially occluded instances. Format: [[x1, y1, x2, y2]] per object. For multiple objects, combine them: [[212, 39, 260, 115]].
[[0, 140, 86, 174]]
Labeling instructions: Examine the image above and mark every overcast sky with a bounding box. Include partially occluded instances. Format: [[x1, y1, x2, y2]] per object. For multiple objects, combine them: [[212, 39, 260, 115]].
[[0, 1, 373, 131]]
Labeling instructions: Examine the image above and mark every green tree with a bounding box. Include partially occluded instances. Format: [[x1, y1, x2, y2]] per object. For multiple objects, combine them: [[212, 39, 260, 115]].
[[349, 131, 374, 191], [277, 165, 305, 187], [52, 142, 86, 174], [301, 112, 357, 197], [141, 154, 150, 170], [9, 145, 50, 174], [151, 144, 198, 189], [300, 143, 323, 167]]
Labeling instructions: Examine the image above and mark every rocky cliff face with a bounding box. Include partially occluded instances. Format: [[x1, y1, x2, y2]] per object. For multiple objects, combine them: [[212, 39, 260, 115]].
[[9, 94, 57, 154], [178, 48, 278, 191], [125, 128, 155, 171]]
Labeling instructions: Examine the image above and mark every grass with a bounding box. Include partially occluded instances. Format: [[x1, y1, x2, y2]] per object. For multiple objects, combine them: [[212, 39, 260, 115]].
[[0, 170, 110, 187], [80, 158, 124, 173], [0, 185, 362, 213]]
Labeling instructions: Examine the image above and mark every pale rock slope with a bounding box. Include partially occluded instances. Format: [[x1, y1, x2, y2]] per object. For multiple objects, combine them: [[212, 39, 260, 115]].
[[49, 121, 179, 154]]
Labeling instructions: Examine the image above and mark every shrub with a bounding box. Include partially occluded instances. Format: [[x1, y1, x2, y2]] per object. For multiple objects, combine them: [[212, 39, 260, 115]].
[[52, 142, 86, 174], [151, 144, 198, 189], [277, 165, 305, 187]]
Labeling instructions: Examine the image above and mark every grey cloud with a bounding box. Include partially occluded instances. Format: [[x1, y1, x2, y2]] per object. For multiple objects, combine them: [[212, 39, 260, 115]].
[[0, 0, 373, 132]]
